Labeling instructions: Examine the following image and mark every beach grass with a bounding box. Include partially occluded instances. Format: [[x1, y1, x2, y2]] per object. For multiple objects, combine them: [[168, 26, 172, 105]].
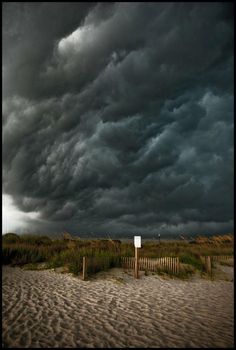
[[2, 233, 233, 277]]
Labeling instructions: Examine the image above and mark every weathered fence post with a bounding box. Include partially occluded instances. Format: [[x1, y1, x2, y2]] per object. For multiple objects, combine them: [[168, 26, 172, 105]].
[[134, 247, 139, 279], [134, 236, 141, 279], [82, 256, 87, 281], [205, 256, 211, 275], [177, 257, 180, 274]]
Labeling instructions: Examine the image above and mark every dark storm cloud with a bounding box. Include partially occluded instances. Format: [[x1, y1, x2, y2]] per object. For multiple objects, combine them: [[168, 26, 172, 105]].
[[3, 2, 234, 236]]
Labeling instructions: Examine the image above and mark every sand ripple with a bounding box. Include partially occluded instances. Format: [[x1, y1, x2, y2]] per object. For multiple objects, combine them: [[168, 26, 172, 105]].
[[2, 266, 234, 348]]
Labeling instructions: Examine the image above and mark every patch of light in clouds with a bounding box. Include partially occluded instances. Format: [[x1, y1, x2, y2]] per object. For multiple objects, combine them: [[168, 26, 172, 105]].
[[2, 194, 40, 234], [58, 24, 94, 57]]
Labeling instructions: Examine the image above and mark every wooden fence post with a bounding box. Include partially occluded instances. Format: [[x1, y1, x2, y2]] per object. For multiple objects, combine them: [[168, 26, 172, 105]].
[[134, 247, 139, 279], [177, 257, 180, 274], [205, 256, 211, 275], [82, 256, 87, 281]]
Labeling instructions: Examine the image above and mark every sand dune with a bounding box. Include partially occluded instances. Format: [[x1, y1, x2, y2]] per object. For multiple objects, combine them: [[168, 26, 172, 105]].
[[2, 266, 234, 348]]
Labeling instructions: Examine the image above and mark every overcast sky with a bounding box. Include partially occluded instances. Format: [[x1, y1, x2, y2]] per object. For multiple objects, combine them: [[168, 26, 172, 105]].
[[2, 2, 234, 238]]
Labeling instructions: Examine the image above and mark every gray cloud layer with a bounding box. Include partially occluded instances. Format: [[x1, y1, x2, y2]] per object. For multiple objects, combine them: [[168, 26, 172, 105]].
[[3, 2, 234, 237]]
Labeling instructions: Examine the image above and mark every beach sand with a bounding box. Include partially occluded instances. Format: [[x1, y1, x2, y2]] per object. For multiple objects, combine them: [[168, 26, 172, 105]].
[[2, 265, 234, 348]]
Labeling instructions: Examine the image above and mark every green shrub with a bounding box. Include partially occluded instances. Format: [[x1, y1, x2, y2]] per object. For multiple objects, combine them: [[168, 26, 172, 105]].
[[86, 251, 121, 276], [2, 233, 20, 244], [179, 253, 204, 271], [68, 259, 83, 275]]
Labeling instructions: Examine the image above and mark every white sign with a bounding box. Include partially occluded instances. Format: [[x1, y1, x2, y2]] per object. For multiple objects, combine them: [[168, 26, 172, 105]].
[[134, 236, 141, 248]]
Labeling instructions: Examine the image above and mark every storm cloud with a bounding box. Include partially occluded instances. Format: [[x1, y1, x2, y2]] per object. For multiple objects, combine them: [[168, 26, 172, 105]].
[[2, 2, 234, 237]]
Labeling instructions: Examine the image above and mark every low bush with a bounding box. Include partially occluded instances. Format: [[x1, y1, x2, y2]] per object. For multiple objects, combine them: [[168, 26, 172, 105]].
[[86, 251, 121, 276], [2, 233, 21, 244], [179, 253, 204, 271]]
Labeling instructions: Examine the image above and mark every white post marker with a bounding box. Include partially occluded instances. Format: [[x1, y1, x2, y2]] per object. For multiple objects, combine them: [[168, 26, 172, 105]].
[[134, 236, 141, 278]]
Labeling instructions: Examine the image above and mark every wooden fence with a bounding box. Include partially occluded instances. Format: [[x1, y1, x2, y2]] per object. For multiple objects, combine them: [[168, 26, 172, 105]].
[[200, 255, 234, 274], [211, 255, 234, 262], [82, 255, 233, 280], [121, 256, 180, 274]]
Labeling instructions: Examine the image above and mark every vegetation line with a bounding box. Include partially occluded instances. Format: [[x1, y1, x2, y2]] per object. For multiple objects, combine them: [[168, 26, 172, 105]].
[[2, 233, 234, 278]]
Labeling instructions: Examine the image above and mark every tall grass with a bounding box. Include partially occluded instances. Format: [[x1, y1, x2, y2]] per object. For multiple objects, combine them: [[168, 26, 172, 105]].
[[86, 251, 121, 276], [179, 252, 204, 271], [2, 233, 233, 276]]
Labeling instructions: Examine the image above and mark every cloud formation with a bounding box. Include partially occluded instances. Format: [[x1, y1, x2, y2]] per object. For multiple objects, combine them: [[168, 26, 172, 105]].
[[2, 2, 234, 237]]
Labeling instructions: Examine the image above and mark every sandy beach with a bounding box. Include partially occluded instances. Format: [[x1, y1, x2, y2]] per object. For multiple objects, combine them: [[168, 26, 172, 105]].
[[2, 265, 234, 348]]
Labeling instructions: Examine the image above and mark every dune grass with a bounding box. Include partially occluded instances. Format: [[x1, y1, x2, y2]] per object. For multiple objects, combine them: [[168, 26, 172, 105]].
[[2, 233, 233, 277]]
